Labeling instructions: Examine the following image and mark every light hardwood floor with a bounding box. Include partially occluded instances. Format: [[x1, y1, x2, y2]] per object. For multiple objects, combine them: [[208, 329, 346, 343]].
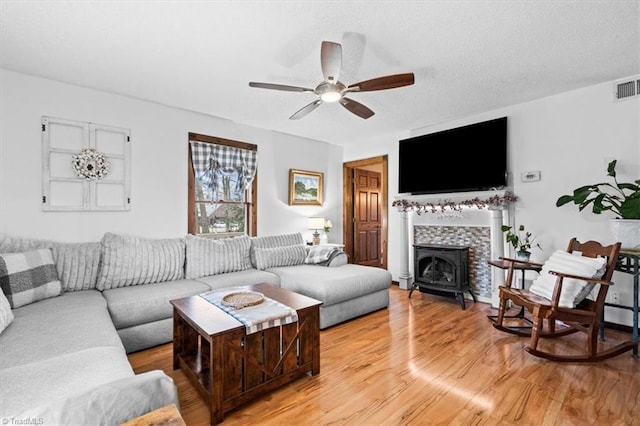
[[128, 285, 639, 425]]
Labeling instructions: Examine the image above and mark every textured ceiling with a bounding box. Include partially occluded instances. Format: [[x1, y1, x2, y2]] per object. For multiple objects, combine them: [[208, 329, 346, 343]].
[[1, 1, 639, 146]]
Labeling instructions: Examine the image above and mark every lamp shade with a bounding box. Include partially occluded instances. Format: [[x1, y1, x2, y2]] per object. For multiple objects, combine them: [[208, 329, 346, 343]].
[[307, 217, 325, 230]]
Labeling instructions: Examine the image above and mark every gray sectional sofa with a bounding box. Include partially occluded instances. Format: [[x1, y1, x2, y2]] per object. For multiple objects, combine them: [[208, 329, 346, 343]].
[[0, 231, 391, 423]]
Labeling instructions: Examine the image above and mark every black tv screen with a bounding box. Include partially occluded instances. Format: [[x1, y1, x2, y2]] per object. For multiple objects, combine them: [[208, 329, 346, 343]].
[[398, 117, 508, 194]]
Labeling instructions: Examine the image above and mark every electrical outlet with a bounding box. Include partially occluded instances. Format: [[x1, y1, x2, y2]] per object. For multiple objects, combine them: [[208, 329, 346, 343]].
[[521, 171, 541, 182], [609, 291, 619, 304]]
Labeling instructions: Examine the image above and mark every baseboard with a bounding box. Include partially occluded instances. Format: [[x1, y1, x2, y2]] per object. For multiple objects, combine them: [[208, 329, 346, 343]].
[[604, 321, 634, 334]]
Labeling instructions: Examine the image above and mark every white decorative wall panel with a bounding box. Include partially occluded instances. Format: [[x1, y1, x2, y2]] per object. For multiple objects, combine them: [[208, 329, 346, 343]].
[[42, 116, 131, 211]]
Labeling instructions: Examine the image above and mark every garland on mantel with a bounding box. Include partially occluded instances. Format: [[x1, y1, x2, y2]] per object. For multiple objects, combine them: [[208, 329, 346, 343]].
[[392, 192, 518, 215]]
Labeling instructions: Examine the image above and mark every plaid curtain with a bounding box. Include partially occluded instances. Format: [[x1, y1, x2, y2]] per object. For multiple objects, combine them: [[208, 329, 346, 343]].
[[190, 141, 258, 200]]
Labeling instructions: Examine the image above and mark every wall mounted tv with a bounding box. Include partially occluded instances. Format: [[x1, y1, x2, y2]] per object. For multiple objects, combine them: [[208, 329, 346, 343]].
[[398, 116, 508, 194]]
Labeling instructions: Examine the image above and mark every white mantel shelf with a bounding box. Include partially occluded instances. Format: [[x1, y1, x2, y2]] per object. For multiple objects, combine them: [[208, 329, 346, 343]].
[[395, 188, 514, 204], [393, 189, 517, 215]]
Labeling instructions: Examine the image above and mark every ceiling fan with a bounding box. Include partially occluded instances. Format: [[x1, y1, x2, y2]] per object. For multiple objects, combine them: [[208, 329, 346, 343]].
[[248, 41, 415, 120]]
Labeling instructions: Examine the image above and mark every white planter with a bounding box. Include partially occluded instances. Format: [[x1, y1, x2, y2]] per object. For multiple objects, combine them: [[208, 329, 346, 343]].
[[610, 219, 640, 250], [320, 232, 329, 244]]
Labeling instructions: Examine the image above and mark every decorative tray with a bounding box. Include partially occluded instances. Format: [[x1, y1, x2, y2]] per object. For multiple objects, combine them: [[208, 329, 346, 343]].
[[221, 291, 265, 309]]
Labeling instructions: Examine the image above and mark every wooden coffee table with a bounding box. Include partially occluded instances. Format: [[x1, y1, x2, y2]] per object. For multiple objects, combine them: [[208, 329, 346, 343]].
[[170, 283, 322, 425]]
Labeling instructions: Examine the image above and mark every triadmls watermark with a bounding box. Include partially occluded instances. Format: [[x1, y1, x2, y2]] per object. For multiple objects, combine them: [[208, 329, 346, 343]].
[[2, 417, 45, 425]]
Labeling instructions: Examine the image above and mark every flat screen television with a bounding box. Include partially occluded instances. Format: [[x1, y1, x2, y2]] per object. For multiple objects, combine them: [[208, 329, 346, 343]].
[[398, 116, 508, 194]]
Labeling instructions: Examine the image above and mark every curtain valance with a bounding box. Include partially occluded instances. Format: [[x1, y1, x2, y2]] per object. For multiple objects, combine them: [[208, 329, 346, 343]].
[[190, 141, 258, 199]]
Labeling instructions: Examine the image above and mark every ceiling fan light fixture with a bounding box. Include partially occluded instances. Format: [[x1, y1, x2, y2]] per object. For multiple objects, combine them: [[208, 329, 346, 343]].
[[248, 40, 415, 119], [320, 91, 342, 103]]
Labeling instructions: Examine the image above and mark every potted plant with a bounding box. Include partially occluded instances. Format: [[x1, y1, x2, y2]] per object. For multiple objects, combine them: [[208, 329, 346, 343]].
[[556, 159, 640, 249], [501, 224, 541, 261]]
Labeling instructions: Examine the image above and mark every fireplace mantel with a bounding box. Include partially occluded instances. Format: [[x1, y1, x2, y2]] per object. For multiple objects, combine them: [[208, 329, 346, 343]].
[[396, 191, 514, 308]]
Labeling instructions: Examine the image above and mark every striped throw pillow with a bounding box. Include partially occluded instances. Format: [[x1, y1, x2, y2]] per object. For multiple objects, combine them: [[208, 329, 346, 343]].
[[97, 233, 186, 290], [254, 244, 307, 270], [0, 234, 101, 292], [185, 234, 252, 279], [250, 233, 304, 268], [529, 250, 607, 308]]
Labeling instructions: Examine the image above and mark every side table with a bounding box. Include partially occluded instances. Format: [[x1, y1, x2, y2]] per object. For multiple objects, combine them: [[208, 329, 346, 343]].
[[600, 249, 639, 357], [487, 259, 542, 325]]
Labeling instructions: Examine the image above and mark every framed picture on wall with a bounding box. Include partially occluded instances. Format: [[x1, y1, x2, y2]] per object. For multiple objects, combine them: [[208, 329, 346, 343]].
[[289, 169, 323, 206]]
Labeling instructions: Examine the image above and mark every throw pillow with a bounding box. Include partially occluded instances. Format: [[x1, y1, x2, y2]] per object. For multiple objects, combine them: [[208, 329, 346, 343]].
[[254, 244, 307, 270], [529, 250, 607, 308], [185, 234, 252, 279], [250, 233, 305, 268], [304, 245, 341, 265], [0, 234, 102, 292], [0, 249, 63, 308], [97, 233, 186, 290], [0, 289, 14, 334]]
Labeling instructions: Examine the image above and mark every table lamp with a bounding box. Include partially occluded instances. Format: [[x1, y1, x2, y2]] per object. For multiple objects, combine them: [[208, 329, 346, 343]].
[[308, 217, 325, 245]]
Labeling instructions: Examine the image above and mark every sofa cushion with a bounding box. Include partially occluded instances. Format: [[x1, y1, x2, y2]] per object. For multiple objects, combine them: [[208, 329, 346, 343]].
[[0, 346, 133, 418], [319, 289, 389, 329], [0, 234, 102, 292], [250, 232, 304, 267], [194, 268, 281, 290], [102, 279, 211, 329], [268, 264, 392, 306], [529, 250, 607, 308], [97, 233, 185, 290], [117, 318, 174, 354], [10, 370, 179, 426], [0, 290, 122, 369], [0, 289, 13, 334], [185, 234, 252, 279], [254, 244, 307, 270], [0, 249, 63, 308]]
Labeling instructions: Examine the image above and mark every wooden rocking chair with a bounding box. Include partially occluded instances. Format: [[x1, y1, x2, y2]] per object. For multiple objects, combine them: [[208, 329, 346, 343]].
[[492, 238, 635, 362]]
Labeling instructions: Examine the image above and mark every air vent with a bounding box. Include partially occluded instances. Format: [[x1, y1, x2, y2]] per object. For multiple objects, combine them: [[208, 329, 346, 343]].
[[614, 75, 640, 101]]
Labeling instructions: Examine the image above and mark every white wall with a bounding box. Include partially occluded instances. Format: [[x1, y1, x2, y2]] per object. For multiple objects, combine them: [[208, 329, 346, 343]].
[[0, 70, 343, 243], [345, 79, 640, 326], [2, 70, 638, 325]]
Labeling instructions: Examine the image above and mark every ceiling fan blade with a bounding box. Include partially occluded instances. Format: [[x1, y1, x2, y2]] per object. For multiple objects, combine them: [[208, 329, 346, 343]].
[[339, 97, 374, 119], [289, 100, 322, 120], [249, 82, 314, 92], [348, 73, 415, 92], [321, 41, 342, 83]]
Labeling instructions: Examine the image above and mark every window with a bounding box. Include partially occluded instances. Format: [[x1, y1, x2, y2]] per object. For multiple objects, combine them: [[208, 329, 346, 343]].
[[188, 133, 257, 237]]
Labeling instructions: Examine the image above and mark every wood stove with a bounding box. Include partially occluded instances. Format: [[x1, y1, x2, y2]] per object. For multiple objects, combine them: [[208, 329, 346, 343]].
[[409, 243, 476, 309]]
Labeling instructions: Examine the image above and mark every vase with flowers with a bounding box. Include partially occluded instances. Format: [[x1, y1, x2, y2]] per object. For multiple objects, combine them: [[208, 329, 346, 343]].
[[501, 224, 541, 261]]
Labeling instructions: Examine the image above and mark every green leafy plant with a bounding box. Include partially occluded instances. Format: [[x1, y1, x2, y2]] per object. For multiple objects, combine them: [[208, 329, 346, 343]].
[[556, 160, 640, 219], [501, 224, 541, 253]]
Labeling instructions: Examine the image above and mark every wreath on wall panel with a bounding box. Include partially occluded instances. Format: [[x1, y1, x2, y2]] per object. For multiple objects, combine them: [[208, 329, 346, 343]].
[[72, 148, 110, 180]]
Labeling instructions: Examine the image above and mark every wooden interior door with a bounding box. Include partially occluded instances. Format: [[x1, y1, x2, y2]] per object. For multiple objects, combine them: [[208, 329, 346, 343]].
[[353, 169, 382, 267]]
